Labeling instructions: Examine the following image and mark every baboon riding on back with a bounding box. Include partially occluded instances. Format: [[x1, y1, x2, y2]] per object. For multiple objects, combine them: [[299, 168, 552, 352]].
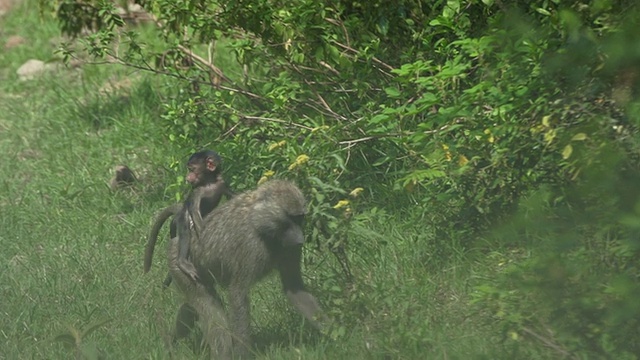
[[145, 157, 325, 358]]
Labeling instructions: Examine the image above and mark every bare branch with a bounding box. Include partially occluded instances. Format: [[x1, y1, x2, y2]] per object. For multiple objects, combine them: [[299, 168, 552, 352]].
[[221, 122, 241, 138], [324, 18, 351, 48], [297, 73, 348, 121], [242, 116, 314, 130], [330, 39, 394, 72], [176, 44, 231, 84], [339, 133, 405, 147], [318, 61, 340, 76], [77, 51, 264, 100], [135, 8, 233, 85]]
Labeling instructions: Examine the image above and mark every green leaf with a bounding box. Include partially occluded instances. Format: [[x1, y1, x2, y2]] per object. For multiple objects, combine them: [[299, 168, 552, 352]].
[[370, 114, 389, 124], [571, 133, 587, 141], [376, 16, 389, 36], [536, 8, 551, 16], [330, 153, 347, 170], [562, 144, 573, 159], [384, 87, 401, 98]]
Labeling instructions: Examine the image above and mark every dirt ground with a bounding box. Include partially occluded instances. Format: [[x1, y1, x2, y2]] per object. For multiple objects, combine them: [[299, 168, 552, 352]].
[[0, 0, 20, 16]]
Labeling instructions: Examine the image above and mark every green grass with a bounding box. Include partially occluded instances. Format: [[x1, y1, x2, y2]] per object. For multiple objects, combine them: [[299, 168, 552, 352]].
[[0, 2, 556, 359]]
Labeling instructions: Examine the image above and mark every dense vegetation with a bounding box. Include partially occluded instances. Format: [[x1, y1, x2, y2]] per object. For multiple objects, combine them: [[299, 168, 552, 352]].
[[1, 0, 639, 358]]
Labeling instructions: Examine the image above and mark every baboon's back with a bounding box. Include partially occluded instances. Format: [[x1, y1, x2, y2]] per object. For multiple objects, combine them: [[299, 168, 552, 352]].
[[192, 180, 306, 287]]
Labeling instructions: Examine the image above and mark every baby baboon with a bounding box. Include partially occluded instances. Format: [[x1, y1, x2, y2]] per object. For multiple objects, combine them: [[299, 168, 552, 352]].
[[145, 180, 325, 358], [110, 164, 137, 190], [177, 150, 233, 282], [144, 150, 233, 284]]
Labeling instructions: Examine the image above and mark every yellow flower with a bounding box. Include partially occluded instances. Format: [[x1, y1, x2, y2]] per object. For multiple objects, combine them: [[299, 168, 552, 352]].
[[458, 155, 469, 166], [257, 170, 276, 185], [445, 151, 452, 161], [349, 187, 364, 198], [442, 143, 452, 161], [333, 200, 350, 209], [288, 154, 310, 170], [484, 129, 495, 143], [296, 154, 310, 164], [268, 140, 286, 151]]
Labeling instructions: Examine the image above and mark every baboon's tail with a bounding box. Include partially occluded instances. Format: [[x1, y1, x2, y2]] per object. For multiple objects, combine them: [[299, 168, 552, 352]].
[[144, 204, 181, 273]]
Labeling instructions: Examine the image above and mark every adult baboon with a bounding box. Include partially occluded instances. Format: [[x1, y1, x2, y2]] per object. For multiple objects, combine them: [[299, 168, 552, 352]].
[[145, 180, 324, 358], [166, 236, 232, 357]]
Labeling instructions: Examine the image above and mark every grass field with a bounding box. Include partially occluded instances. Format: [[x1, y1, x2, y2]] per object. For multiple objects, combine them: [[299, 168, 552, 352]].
[[0, 2, 557, 359]]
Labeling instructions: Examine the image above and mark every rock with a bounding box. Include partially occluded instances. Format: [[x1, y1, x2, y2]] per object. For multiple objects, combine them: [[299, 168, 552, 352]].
[[128, 3, 143, 13], [16, 59, 58, 81]]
